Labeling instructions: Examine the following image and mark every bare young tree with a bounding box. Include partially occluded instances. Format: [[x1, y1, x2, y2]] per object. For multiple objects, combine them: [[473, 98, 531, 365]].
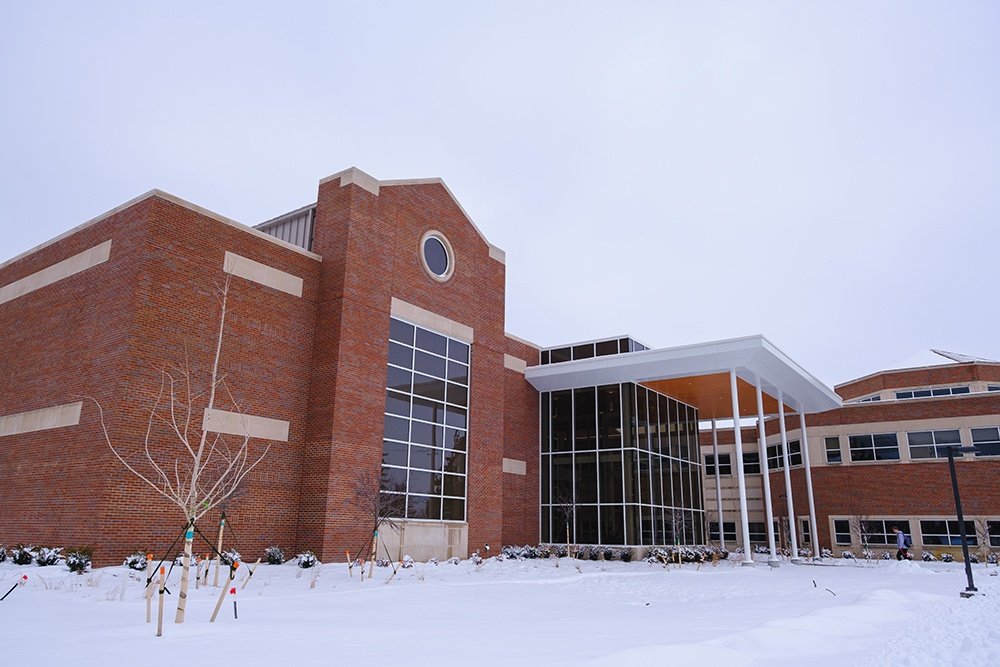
[[353, 468, 404, 578], [850, 515, 875, 558], [88, 275, 270, 623], [552, 493, 575, 560]]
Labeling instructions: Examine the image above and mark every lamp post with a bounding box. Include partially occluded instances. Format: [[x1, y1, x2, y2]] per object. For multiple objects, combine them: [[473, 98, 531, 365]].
[[945, 445, 979, 598]]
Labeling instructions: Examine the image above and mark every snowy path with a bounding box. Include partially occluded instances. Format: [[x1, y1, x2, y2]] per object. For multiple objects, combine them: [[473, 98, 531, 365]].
[[1, 558, 997, 665]]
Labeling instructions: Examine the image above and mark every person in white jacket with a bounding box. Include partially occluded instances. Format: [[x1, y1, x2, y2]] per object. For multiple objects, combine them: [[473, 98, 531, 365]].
[[892, 525, 911, 560]]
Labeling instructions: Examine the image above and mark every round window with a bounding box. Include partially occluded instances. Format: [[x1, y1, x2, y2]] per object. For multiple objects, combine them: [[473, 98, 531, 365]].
[[420, 231, 454, 281]]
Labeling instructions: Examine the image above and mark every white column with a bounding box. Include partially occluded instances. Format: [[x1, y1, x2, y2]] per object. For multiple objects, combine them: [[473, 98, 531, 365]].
[[755, 377, 779, 567], [729, 369, 754, 566], [711, 419, 726, 550], [799, 411, 820, 559], [777, 392, 801, 562]]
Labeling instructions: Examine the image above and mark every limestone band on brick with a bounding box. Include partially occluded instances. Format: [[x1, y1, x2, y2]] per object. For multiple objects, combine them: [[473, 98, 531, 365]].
[[202, 408, 290, 442], [223, 251, 303, 297], [502, 458, 527, 475], [0, 401, 83, 437], [503, 354, 527, 374], [390, 297, 473, 343], [0, 240, 111, 305]]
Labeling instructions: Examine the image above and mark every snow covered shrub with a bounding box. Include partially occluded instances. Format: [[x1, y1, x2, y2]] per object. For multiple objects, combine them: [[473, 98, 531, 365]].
[[0, 546, 6, 563], [966, 553, 979, 564], [841, 550, 856, 559], [620, 548, 633, 563], [12, 545, 35, 565], [375, 558, 391, 568], [704, 546, 729, 561], [296, 550, 319, 568], [921, 551, 936, 562], [446, 556, 460, 565], [219, 548, 241, 566], [429, 557, 439, 566], [799, 548, 812, 558], [35, 547, 62, 566], [264, 546, 285, 565], [602, 547, 618, 561], [589, 547, 600, 561], [471, 552, 483, 566], [401, 555, 415, 569], [550, 544, 568, 558], [821, 548, 833, 559], [574, 545, 591, 560], [861, 549, 875, 560], [66, 548, 92, 574], [753, 545, 770, 555], [644, 548, 670, 564], [535, 545, 551, 558], [880, 551, 892, 560], [941, 553, 955, 563], [123, 551, 148, 570], [988, 553, 998, 565]]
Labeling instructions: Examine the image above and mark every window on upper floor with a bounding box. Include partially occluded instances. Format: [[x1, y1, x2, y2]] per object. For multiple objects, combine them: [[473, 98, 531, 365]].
[[742, 452, 761, 474], [766, 441, 802, 470], [895, 386, 970, 400], [856, 395, 881, 403], [824, 436, 842, 463], [704, 453, 732, 476], [849, 433, 900, 462], [907, 429, 961, 459], [971, 427, 1000, 457]]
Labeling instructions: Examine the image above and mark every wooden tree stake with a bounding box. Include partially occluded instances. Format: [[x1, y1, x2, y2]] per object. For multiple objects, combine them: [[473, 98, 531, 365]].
[[210, 562, 237, 622], [241, 558, 261, 590], [155, 566, 166, 637], [145, 553, 155, 623]]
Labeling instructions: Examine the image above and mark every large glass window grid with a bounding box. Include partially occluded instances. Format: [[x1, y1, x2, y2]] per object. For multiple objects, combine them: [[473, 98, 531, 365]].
[[848, 433, 900, 462], [381, 317, 470, 522], [920, 520, 977, 546], [907, 429, 961, 459], [539, 382, 704, 546]]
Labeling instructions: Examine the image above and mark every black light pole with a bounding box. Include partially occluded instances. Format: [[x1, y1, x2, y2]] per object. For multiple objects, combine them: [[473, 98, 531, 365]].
[[945, 445, 979, 598]]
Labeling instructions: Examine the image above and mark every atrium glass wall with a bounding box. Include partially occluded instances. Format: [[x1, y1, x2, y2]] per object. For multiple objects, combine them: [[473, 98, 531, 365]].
[[380, 317, 469, 522], [540, 383, 704, 546]]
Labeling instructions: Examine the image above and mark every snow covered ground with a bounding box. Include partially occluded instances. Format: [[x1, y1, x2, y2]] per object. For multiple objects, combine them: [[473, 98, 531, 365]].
[[2, 554, 998, 666]]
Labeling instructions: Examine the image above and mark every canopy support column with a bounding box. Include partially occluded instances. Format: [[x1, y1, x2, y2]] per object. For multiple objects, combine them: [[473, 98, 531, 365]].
[[730, 369, 754, 566], [777, 391, 801, 562], [799, 411, 820, 559], [711, 418, 726, 551], [755, 377, 779, 567]]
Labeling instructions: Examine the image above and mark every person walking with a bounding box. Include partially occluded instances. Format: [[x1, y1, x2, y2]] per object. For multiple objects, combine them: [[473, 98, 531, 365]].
[[892, 525, 911, 560]]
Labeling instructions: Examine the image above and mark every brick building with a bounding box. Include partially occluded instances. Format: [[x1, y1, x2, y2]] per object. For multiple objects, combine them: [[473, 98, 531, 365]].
[[701, 350, 1000, 559], [3, 166, 871, 567]]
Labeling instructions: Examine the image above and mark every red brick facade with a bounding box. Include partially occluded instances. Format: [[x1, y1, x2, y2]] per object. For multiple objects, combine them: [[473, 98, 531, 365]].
[[0, 172, 543, 565]]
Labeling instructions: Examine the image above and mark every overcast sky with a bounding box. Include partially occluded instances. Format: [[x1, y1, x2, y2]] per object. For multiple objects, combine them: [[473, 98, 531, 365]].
[[2, 2, 998, 387]]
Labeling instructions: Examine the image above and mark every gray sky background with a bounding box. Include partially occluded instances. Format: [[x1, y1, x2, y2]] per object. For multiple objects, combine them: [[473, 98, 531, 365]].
[[2, 2, 998, 387]]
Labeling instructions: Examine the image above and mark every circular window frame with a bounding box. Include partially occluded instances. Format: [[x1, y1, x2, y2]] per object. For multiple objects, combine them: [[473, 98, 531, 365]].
[[420, 230, 455, 282]]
